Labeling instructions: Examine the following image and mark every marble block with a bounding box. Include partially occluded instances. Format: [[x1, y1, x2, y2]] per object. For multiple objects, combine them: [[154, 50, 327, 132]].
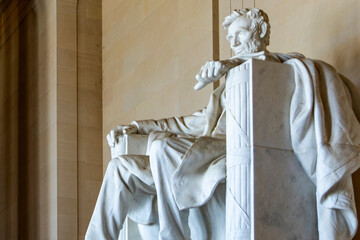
[[225, 59, 317, 239], [111, 134, 148, 157], [253, 147, 317, 240]]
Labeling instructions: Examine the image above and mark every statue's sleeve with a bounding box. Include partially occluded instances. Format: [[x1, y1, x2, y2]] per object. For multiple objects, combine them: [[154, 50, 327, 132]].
[[131, 109, 207, 137], [132, 83, 226, 137]]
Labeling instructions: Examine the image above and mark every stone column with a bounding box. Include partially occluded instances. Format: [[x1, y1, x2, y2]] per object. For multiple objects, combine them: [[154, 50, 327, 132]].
[[225, 59, 317, 240]]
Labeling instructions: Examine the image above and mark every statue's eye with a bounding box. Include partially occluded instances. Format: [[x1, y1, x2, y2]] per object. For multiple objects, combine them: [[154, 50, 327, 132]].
[[226, 36, 233, 41]]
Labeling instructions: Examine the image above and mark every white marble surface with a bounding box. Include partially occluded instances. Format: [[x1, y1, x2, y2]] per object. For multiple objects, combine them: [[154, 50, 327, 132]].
[[253, 147, 317, 240], [225, 58, 317, 239], [250, 59, 294, 150], [110, 133, 148, 157], [249, 59, 318, 238]]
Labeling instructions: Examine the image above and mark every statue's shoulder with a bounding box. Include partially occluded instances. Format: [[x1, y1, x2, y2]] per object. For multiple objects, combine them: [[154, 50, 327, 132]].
[[267, 52, 305, 62]]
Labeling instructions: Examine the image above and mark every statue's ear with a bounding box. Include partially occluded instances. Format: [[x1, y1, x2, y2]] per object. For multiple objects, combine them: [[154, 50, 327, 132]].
[[260, 23, 267, 39]]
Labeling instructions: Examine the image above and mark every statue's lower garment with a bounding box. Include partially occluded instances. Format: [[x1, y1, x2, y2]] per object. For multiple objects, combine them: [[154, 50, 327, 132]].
[[85, 135, 225, 240]]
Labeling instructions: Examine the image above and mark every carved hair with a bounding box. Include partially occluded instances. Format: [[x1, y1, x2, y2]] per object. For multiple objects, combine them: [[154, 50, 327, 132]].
[[223, 8, 270, 46]]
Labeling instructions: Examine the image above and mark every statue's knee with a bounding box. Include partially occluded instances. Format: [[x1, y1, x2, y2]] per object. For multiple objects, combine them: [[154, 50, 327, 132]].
[[106, 157, 125, 174], [107, 158, 119, 168], [149, 138, 169, 164], [106, 157, 132, 181]]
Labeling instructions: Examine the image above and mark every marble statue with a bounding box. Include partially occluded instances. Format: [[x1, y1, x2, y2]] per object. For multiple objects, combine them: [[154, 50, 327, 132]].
[[86, 8, 360, 240]]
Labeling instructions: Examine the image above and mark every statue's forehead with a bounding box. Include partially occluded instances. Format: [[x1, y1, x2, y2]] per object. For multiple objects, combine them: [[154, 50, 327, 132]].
[[228, 16, 251, 32]]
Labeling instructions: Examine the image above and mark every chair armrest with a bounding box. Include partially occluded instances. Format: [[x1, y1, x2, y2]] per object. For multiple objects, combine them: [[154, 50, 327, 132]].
[[110, 134, 149, 158]]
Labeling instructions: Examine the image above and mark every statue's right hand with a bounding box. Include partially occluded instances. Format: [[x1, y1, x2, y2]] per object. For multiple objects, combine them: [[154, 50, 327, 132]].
[[194, 61, 228, 90], [106, 124, 138, 148]]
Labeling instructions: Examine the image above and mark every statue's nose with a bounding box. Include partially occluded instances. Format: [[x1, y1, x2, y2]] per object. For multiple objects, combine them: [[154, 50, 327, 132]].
[[231, 37, 239, 47]]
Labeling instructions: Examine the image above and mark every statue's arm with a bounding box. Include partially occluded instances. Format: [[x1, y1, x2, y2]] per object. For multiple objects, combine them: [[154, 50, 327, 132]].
[[194, 58, 244, 90], [132, 109, 207, 137], [106, 110, 206, 148]]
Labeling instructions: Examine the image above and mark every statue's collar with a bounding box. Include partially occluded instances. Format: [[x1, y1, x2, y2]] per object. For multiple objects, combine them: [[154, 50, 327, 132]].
[[232, 51, 269, 60]]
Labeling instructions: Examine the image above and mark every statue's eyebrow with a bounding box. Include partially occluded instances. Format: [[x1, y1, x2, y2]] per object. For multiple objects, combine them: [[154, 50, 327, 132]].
[[226, 27, 249, 40], [226, 34, 234, 41]]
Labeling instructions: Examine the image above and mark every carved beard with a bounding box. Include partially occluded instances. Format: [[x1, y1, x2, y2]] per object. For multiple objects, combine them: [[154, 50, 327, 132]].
[[242, 31, 261, 54], [249, 34, 263, 53], [233, 31, 264, 55]]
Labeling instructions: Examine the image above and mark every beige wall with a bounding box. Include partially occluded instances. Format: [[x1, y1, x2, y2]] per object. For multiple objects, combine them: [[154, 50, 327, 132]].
[[0, 0, 102, 239], [56, 0, 103, 239], [77, 0, 102, 238], [102, 0, 215, 167], [256, 0, 360, 89], [103, 0, 360, 239], [57, 1, 78, 238]]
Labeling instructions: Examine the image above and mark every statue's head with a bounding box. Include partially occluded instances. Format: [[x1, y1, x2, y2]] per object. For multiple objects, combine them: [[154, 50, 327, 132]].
[[223, 8, 270, 56]]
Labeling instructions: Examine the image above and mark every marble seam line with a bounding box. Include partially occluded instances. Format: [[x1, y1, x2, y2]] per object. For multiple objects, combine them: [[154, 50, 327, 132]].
[[225, 145, 293, 152]]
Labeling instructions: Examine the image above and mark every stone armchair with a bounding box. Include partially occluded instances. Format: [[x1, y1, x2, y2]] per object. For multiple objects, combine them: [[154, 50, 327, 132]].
[[109, 59, 318, 240]]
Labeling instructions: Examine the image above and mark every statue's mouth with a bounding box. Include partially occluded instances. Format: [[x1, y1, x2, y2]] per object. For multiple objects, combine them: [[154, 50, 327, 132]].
[[232, 46, 248, 55]]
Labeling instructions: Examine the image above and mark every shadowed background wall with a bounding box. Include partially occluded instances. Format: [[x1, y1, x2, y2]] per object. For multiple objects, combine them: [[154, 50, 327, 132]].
[[0, 0, 102, 239], [0, 0, 57, 239]]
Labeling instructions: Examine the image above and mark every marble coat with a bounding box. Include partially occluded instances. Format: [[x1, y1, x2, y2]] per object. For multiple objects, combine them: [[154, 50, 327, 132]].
[[133, 81, 228, 211], [132, 53, 360, 239], [286, 58, 360, 239]]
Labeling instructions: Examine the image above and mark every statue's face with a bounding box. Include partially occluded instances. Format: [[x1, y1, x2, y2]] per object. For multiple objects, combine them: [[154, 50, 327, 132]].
[[226, 16, 261, 55]]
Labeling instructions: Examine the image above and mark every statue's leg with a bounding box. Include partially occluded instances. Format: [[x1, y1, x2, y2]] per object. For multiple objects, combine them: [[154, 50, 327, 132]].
[[189, 183, 226, 240], [85, 157, 155, 240], [149, 136, 196, 240]]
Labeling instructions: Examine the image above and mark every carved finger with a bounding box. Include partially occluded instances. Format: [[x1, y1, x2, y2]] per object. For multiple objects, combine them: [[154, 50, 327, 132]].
[[207, 62, 215, 78], [106, 134, 114, 148], [196, 74, 205, 83], [110, 130, 116, 143], [194, 81, 207, 90], [197, 65, 204, 78], [124, 126, 135, 134], [213, 62, 221, 77], [122, 126, 132, 134], [201, 66, 208, 79]]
